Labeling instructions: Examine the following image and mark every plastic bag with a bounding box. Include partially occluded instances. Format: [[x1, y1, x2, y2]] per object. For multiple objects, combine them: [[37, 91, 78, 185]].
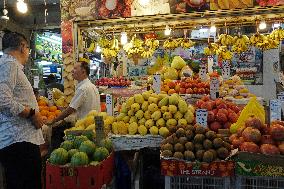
[[230, 97, 265, 133]]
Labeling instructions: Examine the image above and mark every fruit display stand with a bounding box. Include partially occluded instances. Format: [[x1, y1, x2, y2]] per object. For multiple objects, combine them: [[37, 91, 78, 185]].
[[231, 151, 284, 189], [109, 134, 163, 151], [46, 152, 114, 189], [161, 157, 234, 189]]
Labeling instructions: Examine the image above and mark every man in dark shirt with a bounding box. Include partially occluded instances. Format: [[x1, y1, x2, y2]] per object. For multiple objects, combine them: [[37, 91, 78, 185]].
[[45, 74, 64, 94]]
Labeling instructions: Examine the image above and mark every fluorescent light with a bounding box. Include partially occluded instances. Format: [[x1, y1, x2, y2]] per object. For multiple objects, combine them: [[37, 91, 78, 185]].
[[199, 28, 209, 33], [96, 45, 101, 53], [17, 0, 28, 14], [259, 21, 266, 30], [273, 23, 281, 28], [164, 25, 171, 36], [210, 25, 216, 33], [121, 32, 128, 45]]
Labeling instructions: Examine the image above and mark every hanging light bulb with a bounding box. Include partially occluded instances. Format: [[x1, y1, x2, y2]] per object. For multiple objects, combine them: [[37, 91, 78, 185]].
[[121, 32, 128, 45], [210, 24, 217, 33], [273, 22, 281, 28], [96, 45, 101, 53], [164, 25, 171, 36], [259, 20, 267, 30], [17, 0, 28, 14]]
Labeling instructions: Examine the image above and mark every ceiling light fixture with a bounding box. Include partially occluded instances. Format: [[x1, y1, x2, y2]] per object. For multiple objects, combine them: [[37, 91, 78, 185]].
[[273, 22, 281, 28], [164, 25, 171, 36], [17, 0, 28, 14], [120, 32, 128, 45], [259, 20, 267, 30], [210, 24, 217, 33]]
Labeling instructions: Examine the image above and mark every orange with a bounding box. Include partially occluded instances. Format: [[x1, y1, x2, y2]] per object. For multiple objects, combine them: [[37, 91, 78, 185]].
[[39, 106, 49, 111], [48, 112, 56, 117], [49, 106, 57, 112], [47, 115, 55, 121], [55, 110, 61, 116], [40, 110, 49, 116], [38, 100, 47, 106]]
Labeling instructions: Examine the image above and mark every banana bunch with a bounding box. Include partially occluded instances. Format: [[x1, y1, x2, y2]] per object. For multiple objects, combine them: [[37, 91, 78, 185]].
[[261, 37, 280, 50], [180, 38, 195, 49], [110, 37, 119, 51], [204, 43, 219, 56], [87, 42, 95, 53], [102, 48, 118, 58], [145, 39, 159, 49], [98, 37, 110, 48], [231, 35, 250, 54], [123, 36, 144, 56], [250, 33, 266, 46], [163, 38, 180, 49], [217, 34, 234, 46], [141, 48, 155, 59], [216, 46, 233, 60], [270, 28, 284, 41]]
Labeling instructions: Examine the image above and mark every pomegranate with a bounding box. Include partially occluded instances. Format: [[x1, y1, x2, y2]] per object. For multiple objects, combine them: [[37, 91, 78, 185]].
[[260, 135, 275, 145], [232, 137, 244, 149], [216, 112, 228, 123], [240, 142, 260, 153], [260, 144, 280, 155], [270, 124, 284, 141], [210, 121, 222, 132], [242, 127, 261, 143], [229, 134, 238, 142], [245, 116, 262, 130], [218, 108, 228, 116], [228, 112, 238, 123], [237, 127, 245, 137], [224, 122, 232, 129], [207, 111, 215, 123]]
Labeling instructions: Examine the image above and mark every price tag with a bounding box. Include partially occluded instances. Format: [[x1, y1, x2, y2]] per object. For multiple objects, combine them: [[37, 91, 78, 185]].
[[33, 76, 39, 89], [210, 77, 219, 100], [95, 116, 105, 145], [47, 88, 54, 106], [196, 109, 208, 127], [208, 56, 214, 74], [222, 61, 230, 80], [153, 74, 161, 94], [199, 64, 207, 81], [106, 94, 113, 116], [270, 99, 281, 122]]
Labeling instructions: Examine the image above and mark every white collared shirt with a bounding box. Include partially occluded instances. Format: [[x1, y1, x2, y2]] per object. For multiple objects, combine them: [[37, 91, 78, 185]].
[[70, 78, 100, 119], [0, 54, 44, 149]]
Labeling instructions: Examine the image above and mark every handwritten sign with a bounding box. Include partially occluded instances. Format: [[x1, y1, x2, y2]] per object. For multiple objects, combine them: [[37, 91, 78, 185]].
[[47, 88, 54, 106], [196, 109, 208, 127], [106, 94, 113, 116], [95, 116, 105, 145], [270, 100, 281, 122], [222, 61, 230, 80], [208, 56, 214, 74], [210, 77, 219, 100], [33, 76, 39, 89], [199, 63, 207, 81], [153, 74, 161, 94]]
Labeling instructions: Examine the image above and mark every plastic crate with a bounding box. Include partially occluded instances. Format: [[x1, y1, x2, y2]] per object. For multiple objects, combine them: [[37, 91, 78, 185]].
[[165, 176, 231, 189], [235, 176, 284, 189]]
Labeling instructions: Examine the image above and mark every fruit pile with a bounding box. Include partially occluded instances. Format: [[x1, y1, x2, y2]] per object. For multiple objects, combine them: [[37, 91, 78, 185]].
[[161, 77, 210, 95], [220, 75, 254, 99], [161, 125, 232, 162], [66, 110, 115, 136], [111, 91, 195, 137], [195, 96, 241, 132], [229, 117, 284, 155], [38, 97, 61, 123], [49, 136, 112, 166], [95, 77, 131, 87]]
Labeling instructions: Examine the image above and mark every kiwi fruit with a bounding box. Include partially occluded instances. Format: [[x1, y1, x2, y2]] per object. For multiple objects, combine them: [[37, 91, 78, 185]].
[[161, 150, 173, 158], [205, 131, 217, 140], [173, 152, 184, 159], [213, 138, 224, 149], [184, 151, 195, 161], [174, 143, 184, 152], [203, 150, 214, 163], [178, 137, 188, 145], [203, 139, 213, 150], [194, 134, 206, 143], [185, 142, 194, 151]]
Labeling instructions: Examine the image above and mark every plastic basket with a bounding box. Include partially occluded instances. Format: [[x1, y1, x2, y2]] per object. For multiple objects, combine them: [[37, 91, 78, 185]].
[[235, 175, 284, 189], [165, 176, 231, 189]]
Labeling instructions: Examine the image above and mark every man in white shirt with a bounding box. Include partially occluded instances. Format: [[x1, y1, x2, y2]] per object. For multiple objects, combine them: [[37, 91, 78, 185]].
[[0, 32, 44, 189], [50, 61, 100, 123]]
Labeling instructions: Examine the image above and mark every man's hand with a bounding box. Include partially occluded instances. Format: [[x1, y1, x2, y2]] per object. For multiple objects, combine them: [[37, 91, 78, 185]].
[[31, 112, 44, 129]]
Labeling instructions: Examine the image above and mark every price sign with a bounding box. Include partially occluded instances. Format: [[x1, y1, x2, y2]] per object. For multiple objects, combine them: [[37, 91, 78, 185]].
[[47, 88, 54, 106], [210, 77, 219, 100], [222, 61, 230, 80], [106, 94, 113, 116], [153, 74, 161, 94], [208, 56, 214, 74], [196, 109, 208, 127], [199, 64, 207, 81], [33, 76, 39, 89], [270, 99, 281, 122], [95, 116, 105, 145]]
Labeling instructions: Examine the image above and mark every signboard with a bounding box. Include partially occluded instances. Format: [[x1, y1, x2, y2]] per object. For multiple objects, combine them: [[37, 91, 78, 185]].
[[270, 99, 281, 122], [153, 74, 161, 94], [33, 76, 39, 89], [222, 60, 230, 80], [106, 94, 113, 116], [199, 63, 207, 81], [196, 109, 208, 127], [210, 77, 219, 100], [95, 116, 105, 145], [47, 88, 54, 106]]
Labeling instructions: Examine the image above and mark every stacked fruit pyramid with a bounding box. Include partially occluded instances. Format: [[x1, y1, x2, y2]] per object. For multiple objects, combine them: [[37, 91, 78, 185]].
[[37, 96, 61, 123], [111, 91, 195, 138], [161, 124, 232, 162], [49, 136, 112, 166]]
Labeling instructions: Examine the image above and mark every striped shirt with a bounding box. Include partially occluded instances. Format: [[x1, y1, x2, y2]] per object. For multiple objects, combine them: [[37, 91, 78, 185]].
[[0, 54, 44, 149]]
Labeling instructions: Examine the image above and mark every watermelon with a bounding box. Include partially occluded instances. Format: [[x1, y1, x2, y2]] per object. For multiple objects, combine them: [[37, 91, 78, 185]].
[[82, 130, 95, 140], [99, 139, 113, 152], [93, 147, 109, 162], [60, 140, 74, 151], [49, 148, 68, 165], [79, 140, 96, 156], [68, 149, 79, 161], [70, 152, 89, 166], [73, 135, 89, 149]]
